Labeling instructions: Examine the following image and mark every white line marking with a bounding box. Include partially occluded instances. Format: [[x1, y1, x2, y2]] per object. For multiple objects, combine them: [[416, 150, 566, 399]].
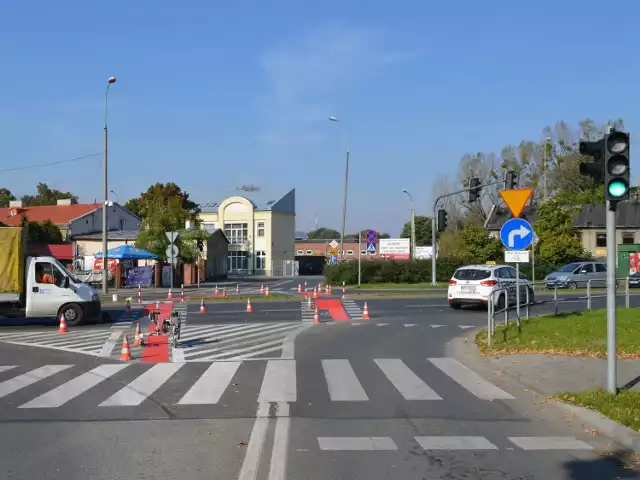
[[258, 360, 296, 402], [415, 436, 498, 450], [0, 366, 17, 373], [430, 325, 445, 328], [99, 331, 123, 357], [0, 365, 73, 398], [405, 304, 449, 308], [269, 403, 291, 480], [1, 340, 104, 356], [322, 359, 368, 401], [375, 359, 441, 400], [427, 358, 515, 400], [404, 324, 416, 327], [178, 361, 241, 404], [183, 324, 299, 355], [376, 323, 388, 327], [237, 403, 270, 480], [317, 437, 397, 451], [231, 345, 284, 360], [20, 364, 129, 408], [459, 326, 474, 329], [99, 363, 184, 406], [508, 437, 594, 450], [199, 339, 285, 361]]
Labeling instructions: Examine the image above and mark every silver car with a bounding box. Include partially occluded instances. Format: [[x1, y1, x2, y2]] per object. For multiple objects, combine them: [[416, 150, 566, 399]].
[[544, 261, 607, 289]]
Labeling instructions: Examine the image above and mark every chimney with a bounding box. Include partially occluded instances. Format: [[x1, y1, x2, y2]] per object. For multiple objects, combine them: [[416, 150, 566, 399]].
[[56, 199, 77, 206], [9, 200, 23, 208]]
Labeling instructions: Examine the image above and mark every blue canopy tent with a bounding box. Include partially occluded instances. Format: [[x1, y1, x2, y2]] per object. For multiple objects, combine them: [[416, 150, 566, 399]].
[[94, 244, 158, 260]]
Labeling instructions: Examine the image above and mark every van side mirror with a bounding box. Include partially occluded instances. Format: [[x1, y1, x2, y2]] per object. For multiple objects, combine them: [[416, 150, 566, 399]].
[[63, 277, 70, 289]]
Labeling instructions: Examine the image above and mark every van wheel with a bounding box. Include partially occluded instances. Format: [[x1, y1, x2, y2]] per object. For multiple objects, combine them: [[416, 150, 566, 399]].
[[59, 303, 85, 326], [449, 301, 462, 310]]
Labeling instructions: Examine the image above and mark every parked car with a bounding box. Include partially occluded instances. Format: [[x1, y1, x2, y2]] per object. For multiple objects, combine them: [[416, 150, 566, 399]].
[[629, 271, 640, 288], [448, 264, 534, 310], [544, 261, 607, 289]]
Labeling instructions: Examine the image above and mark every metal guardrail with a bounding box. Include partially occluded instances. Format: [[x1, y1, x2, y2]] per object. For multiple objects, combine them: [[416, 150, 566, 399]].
[[486, 277, 635, 346]]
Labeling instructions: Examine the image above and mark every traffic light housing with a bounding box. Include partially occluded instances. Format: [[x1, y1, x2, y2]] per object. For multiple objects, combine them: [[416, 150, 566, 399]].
[[604, 130, 630, 202], [468, 177, 482, 202], [578, 138, 605, 184], [197, 239, 204, 251], [437, 209, 448, 232], [505, 170, 517, 189]]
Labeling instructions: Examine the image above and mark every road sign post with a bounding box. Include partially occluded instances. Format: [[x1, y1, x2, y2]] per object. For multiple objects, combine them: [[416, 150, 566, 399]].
[[606, 201, 617, 394], [166, 231, 180, 290]]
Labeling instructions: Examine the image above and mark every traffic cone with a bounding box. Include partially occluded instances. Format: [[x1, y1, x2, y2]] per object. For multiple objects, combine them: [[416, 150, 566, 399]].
[[200, 299, 206, 313], [362, 302, 370, 319], [167, 288, 172, 299], [265, 286, 270, 296], [223, 288, 228, 299], [58, 314, 68, 333], [325, 286, 329, 295], [246, 297, 253, 312], [307, 296, 312, 310], [155, 300, 160, 310], [313, 307, 320, 323], [214, 285, 219, 296], [297, 284, 302, 294], [260, 284, 265, 294], [236, 284, 239, 294], [313, 287, 318, 299], [120, 335, 132, 361], [134, 322, 143, 345], [138, 285, 142, 303]]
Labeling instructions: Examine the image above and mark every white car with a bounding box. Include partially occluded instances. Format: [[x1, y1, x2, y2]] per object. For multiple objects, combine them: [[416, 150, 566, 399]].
[[447, 264, 534, 310]]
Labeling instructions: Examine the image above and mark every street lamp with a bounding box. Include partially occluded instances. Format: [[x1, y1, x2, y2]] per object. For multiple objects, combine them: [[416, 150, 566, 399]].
[[102, 76, 116, 294], [329, 116, 349, 261], [403, 189, 416, 260]]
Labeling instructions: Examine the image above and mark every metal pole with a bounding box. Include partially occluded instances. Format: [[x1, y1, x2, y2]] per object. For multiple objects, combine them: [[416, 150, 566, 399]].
[[542, 138, 547, 199], [606, 201, 618, 395], [431, 201, 437, 285], [340, 149, 349, 261], [410, 205, 416, 260], [102, 86, 111, 294], [515, 262, 520, 326], [358, 233, 362, 286]]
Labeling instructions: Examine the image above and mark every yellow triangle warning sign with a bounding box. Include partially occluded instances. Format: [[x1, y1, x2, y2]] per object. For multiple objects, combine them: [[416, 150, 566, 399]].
[[498, 188, 533, 218]]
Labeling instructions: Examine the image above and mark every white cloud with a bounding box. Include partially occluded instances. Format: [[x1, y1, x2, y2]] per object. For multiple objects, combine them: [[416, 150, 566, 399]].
[[257, 23, 418, 146]]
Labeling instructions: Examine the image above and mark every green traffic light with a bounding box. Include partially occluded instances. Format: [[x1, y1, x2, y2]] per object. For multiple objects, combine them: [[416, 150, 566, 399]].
[[608, 180, 628, 197]]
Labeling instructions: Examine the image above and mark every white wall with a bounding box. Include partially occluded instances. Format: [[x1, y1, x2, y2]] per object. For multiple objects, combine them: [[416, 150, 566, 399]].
[[69, 205, 141, 236]]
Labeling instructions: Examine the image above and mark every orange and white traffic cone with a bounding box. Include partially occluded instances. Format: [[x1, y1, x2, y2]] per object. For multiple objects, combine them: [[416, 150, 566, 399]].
[[297, 284, 302, 294], [200, 299, 206, 313], [138, 285, 142, 303], [362, 302, 370, 319], [325, 286, 329, 295], [120, 334, 132, 361], [265, 286, 270, 297], [134, 322, 143, 345], [223, 288, 228, 299], [260, 284, 264, 294], [167, 288, 172, 299], [214, 286, 219, 296], [236, 284, 240, 294], [313, 307, 320, 323], [58, 314, 68, 333], [246, 297, 253, 312], [307, 296, 312, 310], [313, 288, 318, 299]]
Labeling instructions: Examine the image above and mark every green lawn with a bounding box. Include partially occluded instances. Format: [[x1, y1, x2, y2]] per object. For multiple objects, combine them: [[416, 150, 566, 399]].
[[476, 308, 640, 358], [556, 389, 640, 432], [352, 282, 447, 289], [346, 291, 444, 297]]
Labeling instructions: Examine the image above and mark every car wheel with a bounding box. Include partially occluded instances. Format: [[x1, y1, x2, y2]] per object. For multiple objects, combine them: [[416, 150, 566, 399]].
[[566, 282, 577, 290], [58, 303, 85, 326], [450, 301, 462, 310]]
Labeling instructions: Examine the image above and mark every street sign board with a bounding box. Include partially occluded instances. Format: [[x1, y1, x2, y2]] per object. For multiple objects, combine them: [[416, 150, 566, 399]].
[[504, 250, 530, 263], [166, 244, 179, 262], [498, 188, 533, 219], [365, 230, 378, 243], [366, 242, 376, 253], [329, 248, 338, 257], [166, 231, 180, 244], [500, 218, 534, 251], [329, 240, 339, 249]]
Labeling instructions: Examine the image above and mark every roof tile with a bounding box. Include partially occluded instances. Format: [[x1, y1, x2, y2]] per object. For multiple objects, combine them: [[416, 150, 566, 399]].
[[0, 204, 100, 226]]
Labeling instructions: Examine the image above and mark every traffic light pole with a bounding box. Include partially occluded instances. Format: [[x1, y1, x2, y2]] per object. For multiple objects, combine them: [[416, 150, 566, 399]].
[[431, 180, 505, 285], [606, 201, 618, 395]]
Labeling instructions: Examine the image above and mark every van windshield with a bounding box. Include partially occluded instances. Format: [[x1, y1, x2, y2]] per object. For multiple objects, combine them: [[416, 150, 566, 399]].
[[52, 259, 80, 283], [453, 269, 491, 280], [558, 263, 581, 273]]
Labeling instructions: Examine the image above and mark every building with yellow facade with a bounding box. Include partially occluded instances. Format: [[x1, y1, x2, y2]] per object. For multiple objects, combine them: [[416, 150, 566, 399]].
[[197, 188, 296, 275]]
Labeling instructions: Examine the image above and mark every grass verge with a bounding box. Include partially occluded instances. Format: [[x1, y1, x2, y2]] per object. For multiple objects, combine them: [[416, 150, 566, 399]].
[[346, 291, 444, 297], [107, 293, 296, 304], [555, 389, 640, 433], [351, 282, 447, 289], [476, 308, 640, 358]]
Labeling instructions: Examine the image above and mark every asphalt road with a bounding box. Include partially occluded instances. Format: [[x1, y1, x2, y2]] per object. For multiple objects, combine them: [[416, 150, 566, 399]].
[[0, 293, 637, 479]]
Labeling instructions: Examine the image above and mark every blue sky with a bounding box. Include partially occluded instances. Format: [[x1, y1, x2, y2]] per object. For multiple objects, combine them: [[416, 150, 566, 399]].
[[1, 0, 639, 235]]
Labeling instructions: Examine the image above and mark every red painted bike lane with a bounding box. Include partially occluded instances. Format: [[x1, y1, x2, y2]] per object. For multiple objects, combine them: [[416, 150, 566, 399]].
[[141, 303, 174, 363], [314, 298, 350, 321]]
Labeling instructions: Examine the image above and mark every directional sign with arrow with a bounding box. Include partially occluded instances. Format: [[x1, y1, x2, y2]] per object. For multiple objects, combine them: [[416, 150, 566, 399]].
[[500, 218, 534, 251]]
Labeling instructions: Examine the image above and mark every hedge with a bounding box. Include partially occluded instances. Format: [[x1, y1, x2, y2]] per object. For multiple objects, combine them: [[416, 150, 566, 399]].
[[323, 259, 564, 285]]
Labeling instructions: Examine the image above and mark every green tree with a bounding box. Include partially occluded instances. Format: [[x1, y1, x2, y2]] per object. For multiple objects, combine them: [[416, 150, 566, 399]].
[[130, 183, 200, 261], [177, 228, 211, 264], [19, 214, 64, 243], [533, 199, 586, 265], [455, 223, 503, 264], [21, 183, 78, 206], [307, 227, 340, 239], [345, 230, 390, 240], [0, 188, 15, 207], [400, 216, 433, 245]]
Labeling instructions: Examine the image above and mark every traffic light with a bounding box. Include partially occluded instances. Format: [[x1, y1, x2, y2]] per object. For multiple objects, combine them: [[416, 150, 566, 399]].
[[578, 138, 605, 184], [604, 130, 631, 202], [197, 239, 204, 251], [437, 209, 448, 232], [505, 170, 517, 189], [468, 177, 482, 202]]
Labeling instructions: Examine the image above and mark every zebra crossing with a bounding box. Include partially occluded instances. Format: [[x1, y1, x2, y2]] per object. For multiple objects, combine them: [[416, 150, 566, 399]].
[[341, 299, 362, 319], [171, 322, 306, 361], [0, 328, 118, 357], [0, 357, 515, 412], [300, 300, 316, 322]]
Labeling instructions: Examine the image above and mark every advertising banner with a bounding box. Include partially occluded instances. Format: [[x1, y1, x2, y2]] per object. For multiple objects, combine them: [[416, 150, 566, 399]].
[[379, 238, 410, 260]]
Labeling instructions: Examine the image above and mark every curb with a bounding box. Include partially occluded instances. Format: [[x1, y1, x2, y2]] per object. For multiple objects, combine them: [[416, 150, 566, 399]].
[[446, 327, 640, 455]]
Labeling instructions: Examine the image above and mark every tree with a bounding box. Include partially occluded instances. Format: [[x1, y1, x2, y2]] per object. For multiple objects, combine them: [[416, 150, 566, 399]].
[[454, 223, 503, 264], [345, 230, 390, 240], [533, 199, 586, 265], [177, 228, 211, 264], [0, 188, 15, 207], [129, 183, 200, 262], [307, 227, 340, 239], [19, 214, 63, 243], [21, 183, 77, 206], [400, 216, 433, 245]]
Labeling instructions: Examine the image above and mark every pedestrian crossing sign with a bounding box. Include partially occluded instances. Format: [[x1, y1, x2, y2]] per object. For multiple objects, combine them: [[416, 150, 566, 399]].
[[366, 242, 376, 253]]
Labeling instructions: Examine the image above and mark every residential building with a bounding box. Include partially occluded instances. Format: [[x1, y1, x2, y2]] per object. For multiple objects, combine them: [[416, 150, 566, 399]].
[[295, 239, 382, 259], [72, 230, 140, 259], [484, 202, 640, 258], [197, 189, 296, 275]]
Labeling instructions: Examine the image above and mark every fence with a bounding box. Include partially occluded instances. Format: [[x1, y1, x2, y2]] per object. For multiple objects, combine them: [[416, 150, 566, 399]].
[[486, 278, 637, 347]]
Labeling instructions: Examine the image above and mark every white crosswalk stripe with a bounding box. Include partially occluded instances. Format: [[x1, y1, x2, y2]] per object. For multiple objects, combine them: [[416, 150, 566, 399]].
[[300, 299, 315, 322], [0, 329, 117, 357], [341, 299, 362, 320], [100, 363, 184, 406]]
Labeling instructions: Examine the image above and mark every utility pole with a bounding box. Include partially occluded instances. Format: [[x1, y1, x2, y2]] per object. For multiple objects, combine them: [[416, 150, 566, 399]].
[[102, 76, 116, 294], [403, 190, 416, 259]]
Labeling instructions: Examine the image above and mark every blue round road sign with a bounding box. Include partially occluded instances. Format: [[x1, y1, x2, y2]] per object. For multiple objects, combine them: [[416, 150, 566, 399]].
[[499, 218, 534, 251]]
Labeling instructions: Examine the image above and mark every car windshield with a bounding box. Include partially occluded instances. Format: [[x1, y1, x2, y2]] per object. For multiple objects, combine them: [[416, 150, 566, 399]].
[[557, 263, 581, 273], [453, 269, 491, 280]]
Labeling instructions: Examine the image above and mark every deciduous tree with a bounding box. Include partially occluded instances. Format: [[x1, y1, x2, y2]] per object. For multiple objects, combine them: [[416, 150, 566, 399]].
[[307, 227, 340, 239], [0, 188, 15, 207], [21, 183, 77, 206], [533, 199, 586, 265], [400, 216, 433, 245]]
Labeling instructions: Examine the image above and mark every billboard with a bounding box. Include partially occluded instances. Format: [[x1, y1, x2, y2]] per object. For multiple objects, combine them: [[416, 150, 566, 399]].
[[379, 238, 410, 260]]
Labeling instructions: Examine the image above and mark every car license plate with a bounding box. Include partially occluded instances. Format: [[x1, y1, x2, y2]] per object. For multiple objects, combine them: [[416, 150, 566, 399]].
[[461, 285, 476, 293]]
